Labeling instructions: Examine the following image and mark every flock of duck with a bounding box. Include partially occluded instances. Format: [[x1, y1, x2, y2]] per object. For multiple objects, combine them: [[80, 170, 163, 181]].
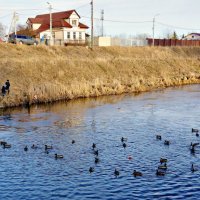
[[0, 128, 199, 176], [97, 137, 169, 177], [155, 128, 199, 174], [88, 128, 199, 177]]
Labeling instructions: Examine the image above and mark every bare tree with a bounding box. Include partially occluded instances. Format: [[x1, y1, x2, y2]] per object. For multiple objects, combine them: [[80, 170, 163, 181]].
[[0, 22, 6, 39], [17, 24, 27, 32], [16, 23, 36, 37]]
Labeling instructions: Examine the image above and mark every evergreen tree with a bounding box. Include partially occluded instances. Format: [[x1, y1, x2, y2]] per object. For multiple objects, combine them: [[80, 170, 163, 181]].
[[171, 31, 178, 39]]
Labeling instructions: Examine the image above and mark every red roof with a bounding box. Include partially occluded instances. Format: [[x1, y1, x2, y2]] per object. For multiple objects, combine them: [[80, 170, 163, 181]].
[[79, 22, 89, 29], [29, 9, 88, 34], [28, 18, 43, 24], [36, 19, 72, 33], [36, 10, 80, 20]]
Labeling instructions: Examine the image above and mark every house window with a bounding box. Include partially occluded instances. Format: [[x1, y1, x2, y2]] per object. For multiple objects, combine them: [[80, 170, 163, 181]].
[[72, 20, 77, 26], [67, 32, 70, 39], [79, 32, 82, 40], [73, 32, 76, 39]]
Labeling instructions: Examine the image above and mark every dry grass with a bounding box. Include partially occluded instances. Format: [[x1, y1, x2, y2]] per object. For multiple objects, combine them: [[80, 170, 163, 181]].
[[0, 43, 200, 108]]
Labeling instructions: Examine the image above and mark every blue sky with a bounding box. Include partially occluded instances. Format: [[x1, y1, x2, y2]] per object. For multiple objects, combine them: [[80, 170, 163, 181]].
[[0, 0, 200, 38]]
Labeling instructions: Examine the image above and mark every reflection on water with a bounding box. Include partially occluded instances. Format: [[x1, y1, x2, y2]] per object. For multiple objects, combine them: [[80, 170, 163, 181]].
[[0, 85, 200, 200]]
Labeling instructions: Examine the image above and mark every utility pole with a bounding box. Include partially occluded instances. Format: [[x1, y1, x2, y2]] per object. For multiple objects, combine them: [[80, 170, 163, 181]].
[[47, 2, 53, 46], [152, 14, 159, 46], [14, 11, 17, 36], [91, 0, 94, 49], [7, 12, 15, 41], [152, 17, 155, 46], [101, 9, 104, 37], [7, 11, 18, 42]]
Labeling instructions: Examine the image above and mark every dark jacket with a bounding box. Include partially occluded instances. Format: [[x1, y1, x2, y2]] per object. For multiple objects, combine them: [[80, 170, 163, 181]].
[[5, 81, 10, 90], [2, 85, 6, 94]]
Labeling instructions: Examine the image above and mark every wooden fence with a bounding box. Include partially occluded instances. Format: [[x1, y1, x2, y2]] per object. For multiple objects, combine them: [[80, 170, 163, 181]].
[[147, 38, 200, 47]]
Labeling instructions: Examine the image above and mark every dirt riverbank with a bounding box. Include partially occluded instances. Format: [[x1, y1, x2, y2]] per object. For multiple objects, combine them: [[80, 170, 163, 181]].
[[0, 44, 200, 108]]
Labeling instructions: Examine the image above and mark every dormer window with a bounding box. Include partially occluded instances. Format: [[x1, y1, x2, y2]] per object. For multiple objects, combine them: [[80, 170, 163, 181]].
[[72, 20, 77, 26]]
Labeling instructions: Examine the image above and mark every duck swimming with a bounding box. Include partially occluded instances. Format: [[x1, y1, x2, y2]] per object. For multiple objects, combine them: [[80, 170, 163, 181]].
[[45, 145, 53, 150], [114, 169, 120, 176], [164, 140, 170, 145], [3, 143, 11, 148], [192, 128, 199, 133], [72, 140, 75, 144], [24, 146, 28, 151], [31, 144, 38, 149], [95, 157, 100, 164], [123, 143, 127, 148], [121, 137, 127, 142], [156, 135, 162, 140], [133, 170, 143, 177], [55, 154, 64, 159], [89, 167, 94, 173], [190, 143, 199, 153], [92, 143, 96, 149], [0, 141, 7, 146]]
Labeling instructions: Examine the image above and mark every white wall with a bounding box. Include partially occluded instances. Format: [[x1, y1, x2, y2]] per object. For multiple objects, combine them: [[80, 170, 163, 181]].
[[185, 34, 200, 40], [39, 29, 86, 41], [32, 24, 41, 31], [63, 28, 86, 40], [69, 11, 79, 27]]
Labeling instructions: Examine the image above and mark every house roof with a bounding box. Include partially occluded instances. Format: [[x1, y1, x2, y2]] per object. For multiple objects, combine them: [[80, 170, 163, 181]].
[[36, 10, 80, 20], [79, 22, 89, 29], [36, 19, 73, 33], [187, 33, 200, 36], [28, 18, 43, 24], [29, 9, 88, 33]]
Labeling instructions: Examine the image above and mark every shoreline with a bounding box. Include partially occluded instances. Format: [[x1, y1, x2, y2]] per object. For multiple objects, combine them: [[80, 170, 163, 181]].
[[1, 79, 199, 110], [0, 44, 200, 109]]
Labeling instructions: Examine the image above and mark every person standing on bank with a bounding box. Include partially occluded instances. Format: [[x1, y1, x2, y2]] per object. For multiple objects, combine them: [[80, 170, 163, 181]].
[[5, 80, 10, 94], [1, 85, 6, 96]]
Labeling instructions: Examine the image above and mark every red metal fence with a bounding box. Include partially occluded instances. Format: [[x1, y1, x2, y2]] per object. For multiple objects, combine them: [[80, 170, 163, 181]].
[[147, 38, 200, 47]]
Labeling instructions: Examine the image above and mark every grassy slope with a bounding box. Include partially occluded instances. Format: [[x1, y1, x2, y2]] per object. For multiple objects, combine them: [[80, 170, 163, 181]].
[[0, 44, 200, 107]]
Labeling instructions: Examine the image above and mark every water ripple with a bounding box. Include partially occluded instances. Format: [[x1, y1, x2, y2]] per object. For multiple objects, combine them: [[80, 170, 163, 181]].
[[0, 85, 200, 199]]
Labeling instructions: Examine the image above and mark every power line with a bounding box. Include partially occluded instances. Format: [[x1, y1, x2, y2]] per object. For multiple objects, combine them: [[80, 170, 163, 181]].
[[0, 8, 45, 11], [157, 21, 200, 31], [76, 3, 90, 10], [0, 14, 12, 19], [81, 15, 152, 24], [2, 6, 200, 32], [81, 15, 200, 30]]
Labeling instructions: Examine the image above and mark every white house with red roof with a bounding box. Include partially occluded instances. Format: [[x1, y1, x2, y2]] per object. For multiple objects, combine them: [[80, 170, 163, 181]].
[[183, 33, 200, 40], [27, 10, 89, 45]]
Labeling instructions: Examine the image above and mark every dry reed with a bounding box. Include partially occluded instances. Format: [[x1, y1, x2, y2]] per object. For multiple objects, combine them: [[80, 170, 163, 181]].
[[0, 43, 200, 108]]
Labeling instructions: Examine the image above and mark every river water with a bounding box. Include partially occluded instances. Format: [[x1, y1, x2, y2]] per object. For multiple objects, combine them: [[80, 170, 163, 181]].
[[0, 85, 200, 200]]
